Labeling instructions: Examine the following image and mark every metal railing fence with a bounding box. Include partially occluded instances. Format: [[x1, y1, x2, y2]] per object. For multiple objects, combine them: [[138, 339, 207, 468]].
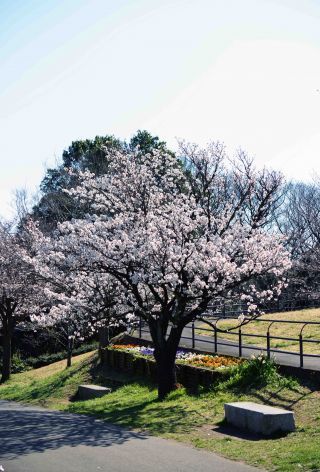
[[138, 316, 320, 369]]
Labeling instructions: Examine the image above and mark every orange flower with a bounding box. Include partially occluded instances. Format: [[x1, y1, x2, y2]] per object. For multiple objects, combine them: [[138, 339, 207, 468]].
[[185, 354, 241, 369], [112, 344, 139, 350]]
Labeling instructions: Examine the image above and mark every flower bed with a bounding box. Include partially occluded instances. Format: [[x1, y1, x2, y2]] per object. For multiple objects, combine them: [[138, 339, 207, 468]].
[[102, 344, 242, 390], [110, 344, 241, 371], [180, 354, 241, 369]]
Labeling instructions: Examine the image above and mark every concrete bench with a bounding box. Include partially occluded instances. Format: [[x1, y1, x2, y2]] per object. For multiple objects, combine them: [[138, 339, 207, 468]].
[[224, 402, 295, 435], [77, 384, 111, 400]]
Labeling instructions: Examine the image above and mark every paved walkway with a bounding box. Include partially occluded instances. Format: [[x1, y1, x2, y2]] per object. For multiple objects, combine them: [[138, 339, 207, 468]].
[[136, 325, 320, 371], [0, 400, 259, 472]]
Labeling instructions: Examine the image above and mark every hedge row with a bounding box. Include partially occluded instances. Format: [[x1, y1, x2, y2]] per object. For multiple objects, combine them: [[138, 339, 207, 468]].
[[1, 341, 99, 374]]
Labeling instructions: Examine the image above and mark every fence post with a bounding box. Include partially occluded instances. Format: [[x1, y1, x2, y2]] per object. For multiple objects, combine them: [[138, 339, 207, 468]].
[[267, 331, 270, 359], [192, 322, 195, 349], [299, 334, 303, 368], [239, 328, 242, 357], [139, 316, 142, 338], [214, 328, 218, 353]]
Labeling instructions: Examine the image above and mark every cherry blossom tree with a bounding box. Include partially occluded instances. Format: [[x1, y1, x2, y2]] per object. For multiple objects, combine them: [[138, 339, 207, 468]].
[[25, 225, 136, 367], [0, 222, 42, 382], [29, 143, 291, 398]]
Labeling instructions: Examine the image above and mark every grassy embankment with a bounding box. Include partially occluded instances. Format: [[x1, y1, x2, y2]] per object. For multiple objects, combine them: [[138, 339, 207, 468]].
[[196, 308, 320, 354], [0, 350, 320, 471]]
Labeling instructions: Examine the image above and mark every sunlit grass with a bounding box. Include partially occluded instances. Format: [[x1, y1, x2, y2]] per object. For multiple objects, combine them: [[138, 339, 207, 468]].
[[0, 351, 96, 407], [196, 308, 320, 354]]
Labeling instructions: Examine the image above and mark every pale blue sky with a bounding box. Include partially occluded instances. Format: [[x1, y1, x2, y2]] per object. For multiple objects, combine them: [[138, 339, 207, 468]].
[[1, 0, 320, 218]]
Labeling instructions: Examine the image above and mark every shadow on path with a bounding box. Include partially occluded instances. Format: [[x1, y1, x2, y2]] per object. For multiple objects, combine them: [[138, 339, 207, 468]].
[[0, 401, 147, 460]]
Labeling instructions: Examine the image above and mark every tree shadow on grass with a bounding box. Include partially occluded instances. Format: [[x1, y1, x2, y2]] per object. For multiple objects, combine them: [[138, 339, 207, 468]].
[[2, 367, 81, 405], [68, 394, 199, 436], [248, 372, 319, 411], [0, 400, 148, 460], [251, 385, 313, 411]]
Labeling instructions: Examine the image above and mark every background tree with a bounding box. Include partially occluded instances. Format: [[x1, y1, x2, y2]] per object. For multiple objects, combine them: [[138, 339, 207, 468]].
[[276, 179, 320, 295], [30, 143, 291, 399], [0, 222, 42, 382], [31, 135, 123, 231], [129, 129, 171, 154], [31, 130, 174, 232]]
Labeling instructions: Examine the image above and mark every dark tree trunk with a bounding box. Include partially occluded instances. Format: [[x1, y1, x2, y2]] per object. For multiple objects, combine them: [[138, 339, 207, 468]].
[[66, 337, 74, 368], [1, 332, 12, 383], [0, 300, 17, 383], [99, 327, 110, 364], [154, 349, 178, 400], [150, 322, 183, 400]]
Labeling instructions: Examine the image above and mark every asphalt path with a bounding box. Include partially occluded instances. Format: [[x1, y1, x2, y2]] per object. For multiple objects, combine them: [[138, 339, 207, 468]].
[[0, 400, 259, 472], [136, 325, 320, 371]]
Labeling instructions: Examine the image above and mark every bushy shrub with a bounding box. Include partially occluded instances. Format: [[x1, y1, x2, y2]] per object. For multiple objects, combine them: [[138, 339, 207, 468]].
[[222, 354, 295, 391], [24, 341, 99, 369], [11, 352, 31, 373]]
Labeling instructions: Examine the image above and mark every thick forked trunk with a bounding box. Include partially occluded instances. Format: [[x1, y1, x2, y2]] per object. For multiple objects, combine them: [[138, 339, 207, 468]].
[[151, 322, 183, 400], [154, 350, 177, 400], [1, 332, 12, 383]]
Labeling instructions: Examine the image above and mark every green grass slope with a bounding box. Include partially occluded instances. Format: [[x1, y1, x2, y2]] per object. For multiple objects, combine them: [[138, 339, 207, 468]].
[[0, 351, 320, 471]]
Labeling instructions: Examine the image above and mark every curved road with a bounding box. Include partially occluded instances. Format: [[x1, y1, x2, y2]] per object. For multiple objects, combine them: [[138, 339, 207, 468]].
[[0, 400, 259, 472]]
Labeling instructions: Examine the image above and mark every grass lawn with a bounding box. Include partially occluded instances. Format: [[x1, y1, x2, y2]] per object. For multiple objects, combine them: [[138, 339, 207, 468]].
[[196, 308, 320, 355], [0, 350, 320, 471]]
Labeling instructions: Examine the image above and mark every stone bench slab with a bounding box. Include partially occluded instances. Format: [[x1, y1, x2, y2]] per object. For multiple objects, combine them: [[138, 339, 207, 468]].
[[77, 384, 112, 400], [224, 401, 295, 435]]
